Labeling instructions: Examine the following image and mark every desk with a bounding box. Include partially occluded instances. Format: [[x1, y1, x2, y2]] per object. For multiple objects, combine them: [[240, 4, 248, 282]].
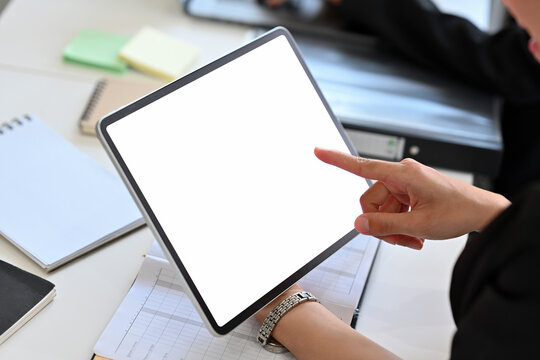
[[0, 0, 475, 359]]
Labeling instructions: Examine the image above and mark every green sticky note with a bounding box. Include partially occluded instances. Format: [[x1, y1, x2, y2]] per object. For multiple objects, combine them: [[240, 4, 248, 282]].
[[119, 26, 199, 81], [63, 29, 130, 73]]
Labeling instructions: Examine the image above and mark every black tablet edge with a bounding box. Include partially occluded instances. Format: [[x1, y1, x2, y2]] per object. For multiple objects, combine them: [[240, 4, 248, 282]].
[[349, 237, 380, 329]]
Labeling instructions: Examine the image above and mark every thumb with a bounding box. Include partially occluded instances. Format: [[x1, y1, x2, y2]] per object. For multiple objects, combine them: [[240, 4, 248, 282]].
[[355, 212, 419, 237]]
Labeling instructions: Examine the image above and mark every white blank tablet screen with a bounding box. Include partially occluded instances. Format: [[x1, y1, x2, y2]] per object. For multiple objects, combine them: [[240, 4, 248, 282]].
[[106, 35, 368, 327]]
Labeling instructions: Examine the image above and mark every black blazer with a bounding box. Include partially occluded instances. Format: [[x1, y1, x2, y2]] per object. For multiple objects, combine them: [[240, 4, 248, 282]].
[[451, 183, 540, 358], [334, 1, 540, 356]]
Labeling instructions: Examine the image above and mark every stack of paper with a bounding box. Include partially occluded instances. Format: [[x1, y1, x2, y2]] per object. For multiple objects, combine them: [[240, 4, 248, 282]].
[[94, 235, 379, 359], [63, 29, 130, 73], [63, 27, 199, 80], [119, 27, 200, 81]]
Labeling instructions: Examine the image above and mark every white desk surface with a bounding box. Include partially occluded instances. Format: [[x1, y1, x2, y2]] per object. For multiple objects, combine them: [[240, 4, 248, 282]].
[[0, 0, 476, 359]]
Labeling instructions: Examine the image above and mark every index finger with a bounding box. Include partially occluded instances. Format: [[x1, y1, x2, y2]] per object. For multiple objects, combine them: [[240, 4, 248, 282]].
[[314, 147, 401, 181]]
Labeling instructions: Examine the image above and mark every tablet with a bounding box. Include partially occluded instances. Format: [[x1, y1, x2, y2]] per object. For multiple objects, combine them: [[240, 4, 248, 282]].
[[98, 27, 371, 336]]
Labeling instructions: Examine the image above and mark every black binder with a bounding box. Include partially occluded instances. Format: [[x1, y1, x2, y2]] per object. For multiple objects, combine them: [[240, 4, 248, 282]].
[[295, 34, 502, 177]]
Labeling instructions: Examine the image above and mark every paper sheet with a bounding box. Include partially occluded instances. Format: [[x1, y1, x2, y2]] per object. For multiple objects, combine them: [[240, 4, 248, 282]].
[[94, 235, 378, 360]]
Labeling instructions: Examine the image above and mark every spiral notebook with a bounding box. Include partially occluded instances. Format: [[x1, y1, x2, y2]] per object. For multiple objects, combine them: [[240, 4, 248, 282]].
[[0, 114, 144, 271], [80, 77, 161, 135]]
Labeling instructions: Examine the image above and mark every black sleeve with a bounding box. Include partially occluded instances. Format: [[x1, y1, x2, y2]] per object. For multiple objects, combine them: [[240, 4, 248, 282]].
[[337, 0, 540, 104], [449, 183, 540, 359]]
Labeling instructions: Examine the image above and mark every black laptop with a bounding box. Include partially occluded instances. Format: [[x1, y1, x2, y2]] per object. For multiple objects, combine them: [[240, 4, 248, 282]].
[[184, 0, 355, 40]]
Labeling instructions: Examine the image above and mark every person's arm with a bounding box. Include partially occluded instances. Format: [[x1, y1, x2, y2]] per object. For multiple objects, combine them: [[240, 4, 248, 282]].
[[255, 149, 510, 358], [255, 284, 400, 360], [337, 0, 540, 103], [314, 148, 511, 249]]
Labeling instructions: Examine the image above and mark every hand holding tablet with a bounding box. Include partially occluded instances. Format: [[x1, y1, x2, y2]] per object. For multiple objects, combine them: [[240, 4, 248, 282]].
[[98, 27, 370, 336]]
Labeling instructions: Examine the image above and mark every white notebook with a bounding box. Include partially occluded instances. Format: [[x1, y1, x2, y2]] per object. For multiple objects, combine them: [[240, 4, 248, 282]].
[[0, 114, 144, 271]]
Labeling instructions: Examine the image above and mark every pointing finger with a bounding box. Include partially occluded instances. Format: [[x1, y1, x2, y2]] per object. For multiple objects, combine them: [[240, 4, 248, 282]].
[[314, 147, 402, 182]]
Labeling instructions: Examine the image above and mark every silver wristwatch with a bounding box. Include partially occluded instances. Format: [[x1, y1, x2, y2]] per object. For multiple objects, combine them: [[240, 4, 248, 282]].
[[257, 291, 319, 353]]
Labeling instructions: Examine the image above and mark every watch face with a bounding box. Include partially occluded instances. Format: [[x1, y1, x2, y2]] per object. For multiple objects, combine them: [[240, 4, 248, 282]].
[[99, 27, 368, 335]]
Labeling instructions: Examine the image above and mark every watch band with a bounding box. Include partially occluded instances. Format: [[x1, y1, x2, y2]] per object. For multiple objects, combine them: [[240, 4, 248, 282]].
[[257, 291, 319, 353]]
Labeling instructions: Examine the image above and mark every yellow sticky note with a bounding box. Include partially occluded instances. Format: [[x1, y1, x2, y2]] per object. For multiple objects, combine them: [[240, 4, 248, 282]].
[[119, 27, 199, 81]]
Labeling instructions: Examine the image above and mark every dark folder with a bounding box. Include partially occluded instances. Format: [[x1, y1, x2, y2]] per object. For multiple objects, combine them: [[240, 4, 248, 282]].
[[290, 34, 503, 176], [0, 260, 56, 344]]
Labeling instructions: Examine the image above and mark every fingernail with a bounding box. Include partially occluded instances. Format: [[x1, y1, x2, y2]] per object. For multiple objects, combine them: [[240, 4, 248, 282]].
[[407, 240, 423, 250], [356, 216, 369, 234]]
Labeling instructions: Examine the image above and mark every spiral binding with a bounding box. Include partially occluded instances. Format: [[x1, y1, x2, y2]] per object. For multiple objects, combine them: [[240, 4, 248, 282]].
[[0, 114, 32, 135], [80, 79, 107, 122]]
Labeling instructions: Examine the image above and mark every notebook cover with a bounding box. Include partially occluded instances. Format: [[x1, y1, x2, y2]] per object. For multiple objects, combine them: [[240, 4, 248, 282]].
[[80, 77, 162, 135], [63, 29, 130, 73], [0, 260, 55, 344], [0, 115, 144, 271]]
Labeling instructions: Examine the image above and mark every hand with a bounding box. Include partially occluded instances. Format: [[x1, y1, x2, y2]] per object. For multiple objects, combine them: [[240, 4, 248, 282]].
[[315, 148, 511, 249]]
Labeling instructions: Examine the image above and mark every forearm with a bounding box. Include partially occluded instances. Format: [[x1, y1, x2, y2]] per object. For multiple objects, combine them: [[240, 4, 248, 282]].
[[271, 301, 399, 360], [255, 287, 399, 360]]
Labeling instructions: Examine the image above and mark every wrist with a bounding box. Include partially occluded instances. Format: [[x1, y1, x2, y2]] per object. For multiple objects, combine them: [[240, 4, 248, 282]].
[[255, 284, 303, 324], [475, 190, 511, 232], [257, 291, 319, 353]]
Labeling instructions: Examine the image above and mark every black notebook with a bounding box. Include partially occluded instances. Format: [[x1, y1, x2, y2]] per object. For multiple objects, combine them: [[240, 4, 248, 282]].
[[0, 260, 56, 345]]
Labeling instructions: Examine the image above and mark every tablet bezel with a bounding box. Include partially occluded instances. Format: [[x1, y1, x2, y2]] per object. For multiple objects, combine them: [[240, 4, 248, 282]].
[[98, 27, 368, 335]]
